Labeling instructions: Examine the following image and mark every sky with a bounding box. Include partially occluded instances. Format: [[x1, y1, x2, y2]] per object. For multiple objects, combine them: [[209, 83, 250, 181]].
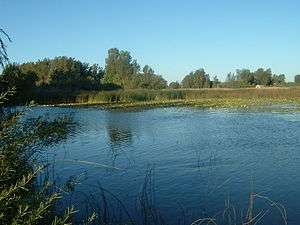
[[1, 0, 300, 82]]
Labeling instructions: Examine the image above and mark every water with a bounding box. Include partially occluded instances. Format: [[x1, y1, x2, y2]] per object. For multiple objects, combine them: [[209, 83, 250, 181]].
[[28, 106, 300, 225]]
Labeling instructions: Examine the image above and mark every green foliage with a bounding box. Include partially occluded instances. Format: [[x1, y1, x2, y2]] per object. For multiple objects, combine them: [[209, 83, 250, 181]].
[[103, 48, 140, 89], [168, 81, 180, 89], [19, 57, 104, 90], [69, 87, 300, 109], [1, 57, 104, 93], [212, 76, 220, 88], [75, 89, 185, 104], [20, 59, 52, 85], [47, 57, 103, 90], [295, 75, 300, 84], [0, 43, 294, 106], [136, 65, 167, 89], [103, 49, 167, 90], [181, 69, 211, 88], [236, 69, 254, 85], [0, 57, 105, 104], [224, 68, 285, 88], [1, 64, 38, 103], [254, 68, 272, 85], [0, 91, 77, 225], [272, 74, 286, 86]]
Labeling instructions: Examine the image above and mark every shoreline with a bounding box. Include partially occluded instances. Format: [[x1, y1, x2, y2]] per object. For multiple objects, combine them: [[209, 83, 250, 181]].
[[40, 97, 300, 111]]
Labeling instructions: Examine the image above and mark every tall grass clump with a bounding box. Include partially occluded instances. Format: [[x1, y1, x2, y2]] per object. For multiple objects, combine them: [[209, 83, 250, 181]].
[[0, 90, 94, 224], [74, 89, 184, 104], [43, 87, 300, 108]]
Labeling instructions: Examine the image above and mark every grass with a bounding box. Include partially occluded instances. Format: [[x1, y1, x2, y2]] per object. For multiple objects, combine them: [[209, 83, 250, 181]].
[[0, 90, 84, 225], [38, 87, 300, 110]]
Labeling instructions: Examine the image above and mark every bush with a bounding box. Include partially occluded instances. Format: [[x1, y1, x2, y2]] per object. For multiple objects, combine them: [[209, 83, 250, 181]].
[[0, 90, 78, 225]]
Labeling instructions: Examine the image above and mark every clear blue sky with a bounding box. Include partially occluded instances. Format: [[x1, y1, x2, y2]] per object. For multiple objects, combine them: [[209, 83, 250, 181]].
[[1, 0, 300, 82]]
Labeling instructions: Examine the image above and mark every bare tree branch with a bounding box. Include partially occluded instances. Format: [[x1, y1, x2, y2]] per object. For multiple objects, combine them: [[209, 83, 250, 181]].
[[0, 28, 12, 68]]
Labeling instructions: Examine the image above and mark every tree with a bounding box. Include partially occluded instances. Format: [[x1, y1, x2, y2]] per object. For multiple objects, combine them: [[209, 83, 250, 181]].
[[181, 69, 211, 88], [226, 72, 236, 83], [103, 48, 140, 89], [1, 63, 38, 103], [17, 57, 104, 90], [295, 75, 300, 84], [212, 76, 220, 88], [169, 81, 180, 89], [20, 59, 51, 86], [137, 65, 167, 89], [254, 68, 272, 86], [272, 74, 285, 86], [0, 28, 11, 68], [142, 65, 154, 75], [224, 68, 287, 88], [103, 50, 167, 90], [88, 63, 104, 88], [223, 72, 243, 88], [236, 69, 254, 86]]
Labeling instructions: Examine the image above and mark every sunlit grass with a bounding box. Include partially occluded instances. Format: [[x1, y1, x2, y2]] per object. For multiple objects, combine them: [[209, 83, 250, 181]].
[[39, 87, 300, 110]]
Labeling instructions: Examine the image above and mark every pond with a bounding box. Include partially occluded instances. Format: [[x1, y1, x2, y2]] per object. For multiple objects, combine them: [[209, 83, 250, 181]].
[[29, 106, 300, 225]]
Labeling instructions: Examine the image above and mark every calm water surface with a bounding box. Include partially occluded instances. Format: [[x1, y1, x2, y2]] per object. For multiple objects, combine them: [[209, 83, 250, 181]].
[[29, 106, 300, 225]]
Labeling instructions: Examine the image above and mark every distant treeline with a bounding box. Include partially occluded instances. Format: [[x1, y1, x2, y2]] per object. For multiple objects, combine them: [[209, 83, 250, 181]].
[[223, 69, 286, 88], [1, 47, 300, 104]]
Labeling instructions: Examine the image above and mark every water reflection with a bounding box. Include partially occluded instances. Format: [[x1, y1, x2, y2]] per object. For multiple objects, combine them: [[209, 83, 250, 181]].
[[106, 126, 133, 146], [36, 107, 300, 225], [105, 111, 139, 166]]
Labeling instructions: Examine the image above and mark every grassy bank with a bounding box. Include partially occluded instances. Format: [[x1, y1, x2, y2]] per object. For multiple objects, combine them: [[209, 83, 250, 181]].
[[39, 87, 300, 109]]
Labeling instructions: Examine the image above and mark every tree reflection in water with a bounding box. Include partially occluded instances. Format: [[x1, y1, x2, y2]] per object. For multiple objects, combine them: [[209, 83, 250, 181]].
[[105, 111, 138, 167], [107, 126, 133, 147]]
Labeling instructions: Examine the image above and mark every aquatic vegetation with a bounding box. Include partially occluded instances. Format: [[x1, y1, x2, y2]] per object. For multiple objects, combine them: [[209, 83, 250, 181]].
[[0, 91, 80, 225], [42, 88, 300, 111]]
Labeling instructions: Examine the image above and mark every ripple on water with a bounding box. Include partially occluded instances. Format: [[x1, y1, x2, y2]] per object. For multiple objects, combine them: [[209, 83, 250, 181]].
[[22, 106, 300, 225]]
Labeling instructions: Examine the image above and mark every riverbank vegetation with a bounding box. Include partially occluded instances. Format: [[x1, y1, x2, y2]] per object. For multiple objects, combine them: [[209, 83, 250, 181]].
[[1, 47, 300, 106], [0, 30, 92, 225], [0, 90, 80, 224], [39, 88, 300, 110]]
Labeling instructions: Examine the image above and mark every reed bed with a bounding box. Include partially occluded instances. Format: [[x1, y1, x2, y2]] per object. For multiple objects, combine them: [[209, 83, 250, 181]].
[[75, 87, 300, 104], [37, 87, 300, 109]]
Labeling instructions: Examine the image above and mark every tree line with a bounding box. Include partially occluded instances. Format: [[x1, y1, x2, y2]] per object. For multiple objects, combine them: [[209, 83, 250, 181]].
[[1, 47, 300, 103], [0, 48, 169, 93], [223, 68, 286, 88], [103, 48, 167, 89], [0, 48, 169, 102]]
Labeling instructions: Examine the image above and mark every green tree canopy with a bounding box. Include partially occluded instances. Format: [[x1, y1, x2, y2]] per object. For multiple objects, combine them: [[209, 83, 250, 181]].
[[1, 63, 38, 102], [2, 57, 104, 91], [295, 75, 300, 84], [224, 68, 284, 87], [103, 48, 140, 89], [272, 74, 285, 85], [169, 81, 180, 89], [236, 69, 254, 85], [181, 69, 211, 88], [137, 65, 167, 89], [254, 68, 272, 86], [103, 49, 166, 90], [212, 76, 220, 88]]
